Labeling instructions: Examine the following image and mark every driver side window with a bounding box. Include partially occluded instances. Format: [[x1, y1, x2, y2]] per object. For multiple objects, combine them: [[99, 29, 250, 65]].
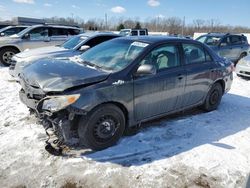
[[140, 44, 180, 72], [29, 27, 48, 40], [220, 37, 230, 46]]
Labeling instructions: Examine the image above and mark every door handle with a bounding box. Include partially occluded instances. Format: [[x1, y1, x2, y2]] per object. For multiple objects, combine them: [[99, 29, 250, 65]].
[[210, 68, 216, 72], [177, 74, 184, 80]]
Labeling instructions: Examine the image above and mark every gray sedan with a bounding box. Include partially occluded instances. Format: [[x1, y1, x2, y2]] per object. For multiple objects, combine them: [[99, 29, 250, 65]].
[[9, 32, 120, 78]]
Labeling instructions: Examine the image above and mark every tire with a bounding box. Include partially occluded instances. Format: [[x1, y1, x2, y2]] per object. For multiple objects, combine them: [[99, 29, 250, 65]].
[[0, 47, 19, 66], [202, 83, 223, 112], [78, 104, 125, 150]]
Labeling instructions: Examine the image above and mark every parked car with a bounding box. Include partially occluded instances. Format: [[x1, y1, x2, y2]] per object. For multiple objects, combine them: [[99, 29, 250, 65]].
[[196, 33, 250, 64], [9, 32, 120, 78], [235, 55, 250, 77], [0, 25, 29, 37], [0, 24, 82, 66], [19, 36, 233, 153], [119, 28, 148, 36]]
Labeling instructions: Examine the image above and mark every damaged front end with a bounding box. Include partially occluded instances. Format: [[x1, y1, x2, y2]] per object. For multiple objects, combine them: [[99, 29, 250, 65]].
[[19, 78, 84, 155]]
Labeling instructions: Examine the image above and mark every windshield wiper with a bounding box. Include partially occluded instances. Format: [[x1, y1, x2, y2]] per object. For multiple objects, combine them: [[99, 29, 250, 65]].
[[82, 60, 103, 70]]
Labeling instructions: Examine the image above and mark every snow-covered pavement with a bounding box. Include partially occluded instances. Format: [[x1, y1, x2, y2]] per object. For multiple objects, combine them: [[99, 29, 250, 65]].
[[0, 66, 250, 188]]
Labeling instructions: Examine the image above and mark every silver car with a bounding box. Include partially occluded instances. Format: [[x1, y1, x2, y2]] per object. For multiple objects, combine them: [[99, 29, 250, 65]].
[[0, 25, 28, 37], [0, 24, 81, 66], [235, 55, 250, 77], [9, 32, 120, 78]]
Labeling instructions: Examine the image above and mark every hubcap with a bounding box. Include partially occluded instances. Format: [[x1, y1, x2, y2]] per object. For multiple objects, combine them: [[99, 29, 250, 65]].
[[210, 90, 219, 105], [94, 115, 118, 141], [2, 51, 15, 65]]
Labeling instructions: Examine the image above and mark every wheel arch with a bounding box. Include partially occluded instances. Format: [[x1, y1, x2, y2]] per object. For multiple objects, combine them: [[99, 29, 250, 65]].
[[0, 45, 21, 53], [91, 101, 129, 126], [213, 79, 225, 94]]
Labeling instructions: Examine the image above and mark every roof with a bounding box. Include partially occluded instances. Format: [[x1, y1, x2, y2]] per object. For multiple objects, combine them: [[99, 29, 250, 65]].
[[202, 33, 246, 37], [28, 24, 80, 29], [78, 32, 120, 38], [116, 35, 193, 44]]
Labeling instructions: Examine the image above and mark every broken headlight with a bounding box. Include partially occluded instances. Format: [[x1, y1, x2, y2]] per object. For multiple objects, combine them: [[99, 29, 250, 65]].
[[42, 94, 80, 112]]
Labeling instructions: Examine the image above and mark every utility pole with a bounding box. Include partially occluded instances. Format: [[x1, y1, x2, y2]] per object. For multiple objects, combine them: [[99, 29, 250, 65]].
[[155, 16, 160, 32], [182, 16, 185, 36], [105, 13, 108, 31]]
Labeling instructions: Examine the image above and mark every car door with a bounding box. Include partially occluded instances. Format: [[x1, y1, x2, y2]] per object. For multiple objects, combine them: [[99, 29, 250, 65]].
[[181, 43, 214, 107], [218, 36, 233, 60], [21, 27, 51, 50], [133, 43, 186, 121], [228, 35, 245, 61], [49, 27, 69, 46]]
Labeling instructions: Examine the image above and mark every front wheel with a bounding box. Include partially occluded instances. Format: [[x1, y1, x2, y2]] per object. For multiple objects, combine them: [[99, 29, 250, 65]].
[[0, 47, 19, 66], [202, 83, 223, 112], [78, 104, 125, 150]]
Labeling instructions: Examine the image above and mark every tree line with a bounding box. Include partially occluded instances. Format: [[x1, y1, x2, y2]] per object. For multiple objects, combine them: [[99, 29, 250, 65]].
[[7, 16, 250, 36]]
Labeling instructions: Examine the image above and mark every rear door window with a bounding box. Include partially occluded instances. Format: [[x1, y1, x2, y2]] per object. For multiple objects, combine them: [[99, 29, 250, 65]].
[[68, 29, 80, 35], [230, 35, 242, 45], [131, 30, 138, 36], [50, 28, 68, 36], [139, 30, 146, 35], [183, 43, 211, 64]]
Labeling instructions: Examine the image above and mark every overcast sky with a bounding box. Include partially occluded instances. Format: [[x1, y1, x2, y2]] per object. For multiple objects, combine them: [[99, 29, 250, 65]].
[[0, 0, 249, 27]]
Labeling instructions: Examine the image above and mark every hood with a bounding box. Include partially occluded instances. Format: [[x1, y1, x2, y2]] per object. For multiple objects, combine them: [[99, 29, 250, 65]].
[[0, 36, 20, 43], [21, 58, 110, 92], [16, 46, 70, 58], [242, 55, 250, 62]]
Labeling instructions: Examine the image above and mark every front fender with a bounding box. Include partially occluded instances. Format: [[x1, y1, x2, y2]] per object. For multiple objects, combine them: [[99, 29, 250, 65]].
[[70, 80, 134, 115]]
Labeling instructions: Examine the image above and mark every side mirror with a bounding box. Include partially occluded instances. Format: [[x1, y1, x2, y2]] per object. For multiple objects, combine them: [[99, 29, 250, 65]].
[[23, 33, 30, 40], [79, 45, 90, 51], [0, 33, 5, 36], [135, 64, 156, 76]]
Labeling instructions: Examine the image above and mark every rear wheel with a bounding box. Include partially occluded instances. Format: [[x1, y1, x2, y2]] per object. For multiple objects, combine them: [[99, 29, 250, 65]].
[[0, 47, 19, 66], [78, 104, 125, 150], [202, 83, 223, 112]]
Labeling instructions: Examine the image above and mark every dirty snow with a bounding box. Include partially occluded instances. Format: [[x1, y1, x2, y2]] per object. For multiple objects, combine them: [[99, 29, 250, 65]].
[[0, 66, 250, 188]]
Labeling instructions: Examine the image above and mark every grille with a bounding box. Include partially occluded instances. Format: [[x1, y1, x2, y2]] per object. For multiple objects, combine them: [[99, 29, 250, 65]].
[[240, 71, 250, 75]]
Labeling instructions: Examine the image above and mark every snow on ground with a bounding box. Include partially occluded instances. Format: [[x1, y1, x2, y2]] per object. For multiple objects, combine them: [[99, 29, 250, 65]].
[[0, 66, 250, 188]]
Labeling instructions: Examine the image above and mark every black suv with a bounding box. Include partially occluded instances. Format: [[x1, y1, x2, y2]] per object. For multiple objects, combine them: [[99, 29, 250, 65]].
[[19, 36, 233, 152], [196, 33, 250, 63]]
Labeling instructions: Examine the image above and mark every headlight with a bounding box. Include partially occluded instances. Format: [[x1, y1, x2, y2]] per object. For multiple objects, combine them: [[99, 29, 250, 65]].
[[42, 94, 80, 112], [238, 59, 246, 65]]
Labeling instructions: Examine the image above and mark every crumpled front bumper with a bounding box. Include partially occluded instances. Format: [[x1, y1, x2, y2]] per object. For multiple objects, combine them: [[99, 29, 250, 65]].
[[19, 89, 38, 110]]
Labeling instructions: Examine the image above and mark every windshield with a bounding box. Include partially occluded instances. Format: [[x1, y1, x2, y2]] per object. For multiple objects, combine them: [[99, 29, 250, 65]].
[[80, 39, 149, 72], [0, 26, 11, 33], [197, 36, 222, 46], [62, 35, 88, 49], [15, 26, 33, 37]]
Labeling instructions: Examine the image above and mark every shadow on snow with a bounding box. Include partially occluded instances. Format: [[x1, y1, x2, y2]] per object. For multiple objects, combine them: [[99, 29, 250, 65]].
[[65, 93, 250, 167]]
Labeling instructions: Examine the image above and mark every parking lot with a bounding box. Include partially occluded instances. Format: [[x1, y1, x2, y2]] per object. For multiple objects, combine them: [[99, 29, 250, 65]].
[[0, 64, 250, 187]]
